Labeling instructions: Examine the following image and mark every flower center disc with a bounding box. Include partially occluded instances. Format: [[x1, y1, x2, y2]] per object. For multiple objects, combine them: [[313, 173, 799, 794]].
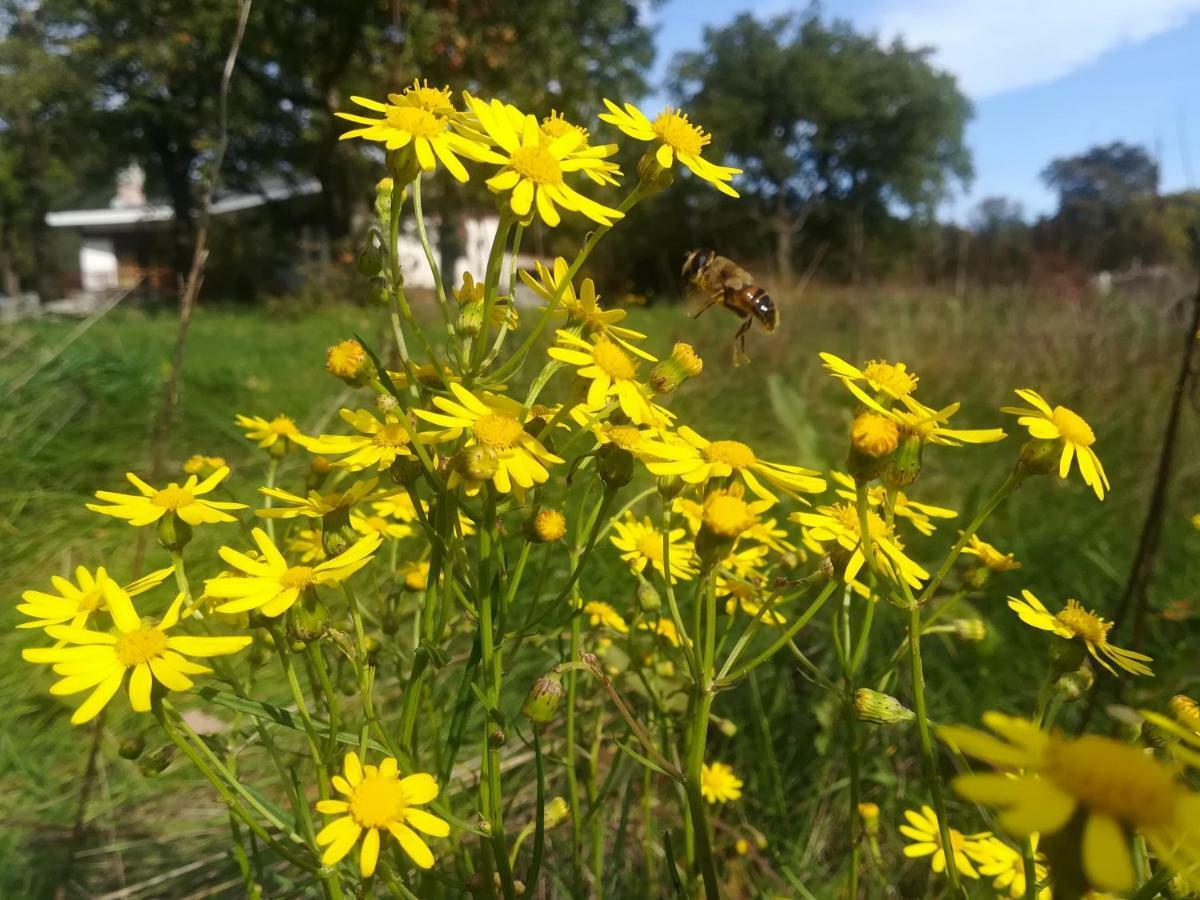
[[474, 413, 524, 450], [592, 340, 637, 380], [635, 533, 664, 563], [78, 589, 105, 613], [607, 426, 642, 450], [510, 144, 562, 184], [115, 625, 168, 666], [1055, 600, 1110, 644], [1051, 406, 1095, 446], [862, 360, 918, 397], [152, 486, 193, 510], [269, 415, 298, 436], [280, 566, 315, 590], [385, 106, 447, 138], [653, 111, 707, 156], [373, 424, 411, 449], [1044, 736, 1179, 826], [349, 774, 407, 829], [703, 440, 756, 469]]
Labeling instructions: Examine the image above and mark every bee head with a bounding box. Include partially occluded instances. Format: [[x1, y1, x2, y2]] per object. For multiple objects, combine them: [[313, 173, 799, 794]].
[[751, 289, 778, 332], [681, 248, 714, 283]]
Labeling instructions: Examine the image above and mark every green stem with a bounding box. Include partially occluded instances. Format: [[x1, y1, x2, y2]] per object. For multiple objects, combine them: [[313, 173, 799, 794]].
[[717, 579, 837, 686], [411, 175, 454, 336]]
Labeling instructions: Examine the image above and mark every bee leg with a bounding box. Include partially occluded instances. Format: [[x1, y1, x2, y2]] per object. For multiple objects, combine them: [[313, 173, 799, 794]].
[[732, 315, 753, 366], [689, 291, 724, 319]]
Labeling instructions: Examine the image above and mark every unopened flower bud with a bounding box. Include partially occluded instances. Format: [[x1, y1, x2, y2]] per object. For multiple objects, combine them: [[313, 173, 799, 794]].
[[1016, 438, 1062, 478], [596, 444, 633, 489], [357, 240, 383, 277], [636, 150, 676, 193], [735, 838, 751, 856], [119, 734, 146, 760], [544, 796, 570, 828], [387, 148, 422, 187], [715, 716, 738, 738], [454, 445, 499, 484], [1054, 666, 1094, 702], [657, 474, 685, 501], [488, 729, 507, 748], [375, 393, 400, 417], [854, 689, 914, 725], [390, 456, 423, 486], [288, 595, 330, 643], [649, 343, 703, 394], [526, 508, 567, 543], [858, 802, 880, 837], [521, 672, 565, 723], [637, 580, 661, 612], [325, 339, 375, 387], [374, 177, 396, 223], [138, 744, 174, 776], [950, 618, 987, 642], [306, 455, 333, 491], [321, 506, 356, 557], [157, 513, 192, 552], [456, 301, 485, 337], [848, 412, 899, 481], [883, 432, 923, 488]]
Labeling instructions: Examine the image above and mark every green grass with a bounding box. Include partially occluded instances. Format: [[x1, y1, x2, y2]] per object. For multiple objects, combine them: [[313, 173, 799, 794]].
[[1, 286, 1197, 897]]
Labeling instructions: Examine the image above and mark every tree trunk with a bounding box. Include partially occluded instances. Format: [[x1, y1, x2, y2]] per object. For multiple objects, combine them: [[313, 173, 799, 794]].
[[772, 217, 795, 284], [0, 226, 19, 299]]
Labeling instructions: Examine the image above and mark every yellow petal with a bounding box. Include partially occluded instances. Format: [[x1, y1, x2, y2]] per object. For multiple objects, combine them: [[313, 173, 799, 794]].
[[1081, 813, 1135, 893]]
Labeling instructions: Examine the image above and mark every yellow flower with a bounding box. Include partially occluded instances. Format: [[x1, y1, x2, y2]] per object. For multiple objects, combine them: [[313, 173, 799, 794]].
[[235, 413, 305, 450], [699, 761, 744, 803], [548, 330, 665, 427], [325, 339, 373, 385], [720, 548, 783, 624], [204, 528, 381, 617], [1003, 388, 1110, 500], [939, 712, 1200, 893], [17, 565, 173, 630], [843, 382, 1007, 447], [352, 510, 414, 542], [975, 835, 1051, 899], [819, 353, 920, 400], [599, 100, 741, 197], [258, 478, 387, 520], [287, 528, 327, 563], [301, 409, 419, 471], [584, 601, 629, 634], [336, 89, 488, 183], [898, 805, 991, 879], [830, 471, 957, 537], [610, 514, 697, 583], [22, 582, 251, 724], [87, 467, 244, 527], [850, 412, 899, 458], [520, 258, 650, 358], [569, 410, 677, 462], [538, 110, 622, 186], [182, 454, 226, 476], [1141, 697, 1200, 770], [399, 560, 430, 592], [530, 508, 567, 543], [466, 95, 624, 228], [962, 534, 1021, 571], [315, 751, 449, 875], [414, 384, 563, 494], [1008, 590, 1153, 676], [646, 426, 825, 504], [702, 484, 768, 540], [791, 502, 929, 589], [640, 616, 687, 647]]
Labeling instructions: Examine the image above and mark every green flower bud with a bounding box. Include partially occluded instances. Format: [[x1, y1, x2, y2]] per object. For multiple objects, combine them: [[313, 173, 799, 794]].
[[883, 432, 923, 488], [544, 796, 570, 828], [854, 689, 915, 726], [454, 445, 499, 484], [521, 672, 564, 724], [357, 241, 383, 277], [288, 595, 330, 643], [321, 505, 356, 557], [596, 444, 633, 489], [455, 301, 485, 337], [1017, 437, 1062, 478], [1048, 634, 1087, 677], [488, 729, 507, 749], [649, 343, 704, 394], [636, 150, 675, 194], [1054, 666, 1094, 703], [138, 744, 174, 776], [156, 513, 192, 552], [656, 474, 685, 501], [950, 618, 987, 642], [118, 734, 146, 760], [636, 579, 661, 612], [390, 456, 423, 486]]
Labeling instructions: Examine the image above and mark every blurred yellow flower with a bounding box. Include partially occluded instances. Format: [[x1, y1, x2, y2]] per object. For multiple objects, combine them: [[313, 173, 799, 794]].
[[791, 502, 929, 589], [1008, 589, 1152, 676], [205, 528, 381, 617], [939, 712, 1200, 893], [352, 510, 413, 542], [88, 468, 244, 527], [17, 565, 172, 630], [584, 600, 629, 634], [600, 100, 740, 197], [610, 514, 697, 584], [182, 454, 226, 476], [974, 835, 1051, 899], [258, 478, 386, 520], [962, 533, 1021, 571], [647, 426, 825, 504], [301, 408, 419, 471], [23, 583, 250, 724], [1003, 388, 1109, 500], [315, 751, 449, 875], [235, 413, 304, 450], [415, 384, 563, 493], [286, 528, 327, 563], [699, 761, 744, 803]]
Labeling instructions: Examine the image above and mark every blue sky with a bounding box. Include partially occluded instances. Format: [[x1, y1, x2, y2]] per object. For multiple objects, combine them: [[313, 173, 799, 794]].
[[647, 0, 1200, 220]]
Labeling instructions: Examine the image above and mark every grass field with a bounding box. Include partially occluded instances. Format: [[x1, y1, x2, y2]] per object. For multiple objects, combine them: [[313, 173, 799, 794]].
[[2, 284, 1198, 897]]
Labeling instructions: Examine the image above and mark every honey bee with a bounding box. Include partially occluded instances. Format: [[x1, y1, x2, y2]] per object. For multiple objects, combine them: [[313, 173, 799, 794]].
[[681, 249, 777, 365]]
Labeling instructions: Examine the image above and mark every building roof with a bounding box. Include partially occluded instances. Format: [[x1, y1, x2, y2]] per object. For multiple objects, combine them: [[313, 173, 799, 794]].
[[46, 177, 322, 228]]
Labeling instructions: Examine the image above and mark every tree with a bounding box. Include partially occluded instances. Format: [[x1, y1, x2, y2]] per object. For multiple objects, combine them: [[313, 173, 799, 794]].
[[969, 196, 1031, 288], [669, 9, 972, 281], [1040, 142, 1160, 271]]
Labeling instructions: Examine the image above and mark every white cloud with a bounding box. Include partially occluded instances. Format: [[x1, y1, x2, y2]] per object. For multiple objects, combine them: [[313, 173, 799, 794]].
[[870, 0, 1200, 97]]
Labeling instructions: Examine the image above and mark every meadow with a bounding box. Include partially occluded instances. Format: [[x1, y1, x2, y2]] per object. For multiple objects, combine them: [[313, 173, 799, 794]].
[[2, 280, 1197, 898]]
